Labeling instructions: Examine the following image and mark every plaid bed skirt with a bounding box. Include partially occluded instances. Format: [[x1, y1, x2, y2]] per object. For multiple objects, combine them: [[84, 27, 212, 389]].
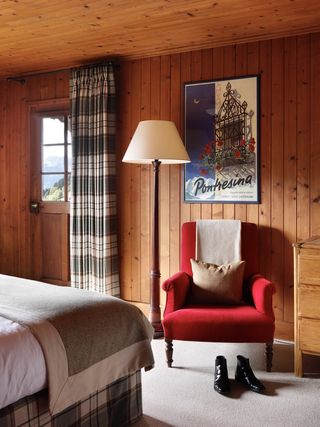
[[0, 370, 142, 427]]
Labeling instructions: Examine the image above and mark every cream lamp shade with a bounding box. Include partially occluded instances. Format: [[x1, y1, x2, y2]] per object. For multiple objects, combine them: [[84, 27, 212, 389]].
[[122, 120, 190, 164]]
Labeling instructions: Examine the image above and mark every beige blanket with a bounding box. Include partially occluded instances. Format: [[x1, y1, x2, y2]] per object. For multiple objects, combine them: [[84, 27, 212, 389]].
[[196, 219, 241, 265], [0, 274, 154, 415]]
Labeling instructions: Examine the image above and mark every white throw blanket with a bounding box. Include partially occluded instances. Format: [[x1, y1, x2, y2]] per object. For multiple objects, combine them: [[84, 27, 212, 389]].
[[196, 219, 241, 265]]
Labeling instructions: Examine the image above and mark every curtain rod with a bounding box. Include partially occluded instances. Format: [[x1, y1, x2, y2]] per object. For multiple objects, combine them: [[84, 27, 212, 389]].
[[6, 67, 71, 84], [6, 59, 121, 84]]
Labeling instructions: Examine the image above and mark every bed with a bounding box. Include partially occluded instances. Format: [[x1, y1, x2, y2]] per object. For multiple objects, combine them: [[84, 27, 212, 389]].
[[0, 274, 154, 426]]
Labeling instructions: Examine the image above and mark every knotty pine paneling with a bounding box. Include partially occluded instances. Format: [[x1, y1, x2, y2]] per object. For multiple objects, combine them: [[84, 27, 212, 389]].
[[271, 38, 285, 322], [310, 33, 320, 237], [180, 52, 192, 226], [0, 71, 69, 278], [246, 42, 260, 226], [140, 58, 152, 304], [1, 34, 320, 340], [118, 33, 320, 340], [169, 54, 183, 275], [0, 79, 29, 278], [283, 37, 298, 323]]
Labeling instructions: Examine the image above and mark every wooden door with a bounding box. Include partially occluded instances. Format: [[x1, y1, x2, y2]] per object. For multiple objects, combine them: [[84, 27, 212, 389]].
[[30, 101, 71, 286]]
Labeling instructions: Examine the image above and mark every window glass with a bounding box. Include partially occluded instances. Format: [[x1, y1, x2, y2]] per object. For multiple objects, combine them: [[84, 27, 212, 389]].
[[42, 145, 65, 173], [67, 174, 71, 201], [42, 117, 64, 145], [68, 145, 72, 172], [41, 114, 71, 202], [42, 174, 64, 201], [67, 116, 72, 143]]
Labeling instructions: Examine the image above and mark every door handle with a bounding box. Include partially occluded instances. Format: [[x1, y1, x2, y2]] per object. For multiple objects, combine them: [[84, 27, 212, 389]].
[[30, 201, 40, 214]]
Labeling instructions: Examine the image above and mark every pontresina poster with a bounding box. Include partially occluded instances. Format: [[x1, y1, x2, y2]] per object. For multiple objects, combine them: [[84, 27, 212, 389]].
[[184, 76, 259, 203]]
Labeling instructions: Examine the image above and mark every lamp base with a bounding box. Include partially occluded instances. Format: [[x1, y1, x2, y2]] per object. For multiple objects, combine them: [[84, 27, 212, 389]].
[[152, 321, 164, 339], [149, 311, 164, 339]]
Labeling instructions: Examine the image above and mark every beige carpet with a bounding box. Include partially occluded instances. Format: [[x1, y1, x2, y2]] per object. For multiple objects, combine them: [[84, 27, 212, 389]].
[[136, 339, 320, 427]]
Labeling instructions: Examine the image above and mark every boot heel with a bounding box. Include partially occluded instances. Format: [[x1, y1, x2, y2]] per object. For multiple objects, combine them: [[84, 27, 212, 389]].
[[235, 355, 265, 393], [214, 355, 230, 395]]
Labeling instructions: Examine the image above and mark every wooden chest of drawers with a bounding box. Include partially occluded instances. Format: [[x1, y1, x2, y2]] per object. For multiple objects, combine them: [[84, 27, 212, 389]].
[[293, 237, 320, 376]]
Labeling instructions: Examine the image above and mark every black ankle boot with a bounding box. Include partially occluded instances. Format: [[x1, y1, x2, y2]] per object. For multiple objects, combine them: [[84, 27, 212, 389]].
[[235, 355, 265, 393], [214, 355, 230, 395]]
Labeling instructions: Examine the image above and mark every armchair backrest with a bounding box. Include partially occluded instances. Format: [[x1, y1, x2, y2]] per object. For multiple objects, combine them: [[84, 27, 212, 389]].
[[181, 221, 259, 282]]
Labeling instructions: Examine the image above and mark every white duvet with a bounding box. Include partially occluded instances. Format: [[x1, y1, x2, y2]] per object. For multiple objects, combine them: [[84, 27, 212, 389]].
[[0, 316, 47, 409]]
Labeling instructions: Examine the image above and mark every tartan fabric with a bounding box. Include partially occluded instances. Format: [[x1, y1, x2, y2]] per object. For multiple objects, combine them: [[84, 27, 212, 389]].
[[0, 371, 142, 427], [70, 62, 120, 295]]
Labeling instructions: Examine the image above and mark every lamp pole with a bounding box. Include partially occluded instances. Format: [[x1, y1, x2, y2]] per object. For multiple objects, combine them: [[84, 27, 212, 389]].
[[122, 120, 190, 339], [150, 159, 163, 337]]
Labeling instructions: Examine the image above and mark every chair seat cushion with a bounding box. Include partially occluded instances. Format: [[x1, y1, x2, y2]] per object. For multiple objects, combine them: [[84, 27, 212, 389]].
[[162, 304, 275, 343]]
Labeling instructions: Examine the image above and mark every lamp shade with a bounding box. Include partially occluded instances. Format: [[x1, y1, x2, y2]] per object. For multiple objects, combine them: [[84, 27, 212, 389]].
[[122, 120, 190, 164]]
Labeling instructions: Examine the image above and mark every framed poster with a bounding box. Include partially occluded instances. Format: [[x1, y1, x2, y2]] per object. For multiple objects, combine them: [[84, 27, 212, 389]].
[[184, 75, 260, 203]]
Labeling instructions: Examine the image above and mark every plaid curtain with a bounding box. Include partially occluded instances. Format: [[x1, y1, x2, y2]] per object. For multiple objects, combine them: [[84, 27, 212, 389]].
[[70, 63, 120, 296]]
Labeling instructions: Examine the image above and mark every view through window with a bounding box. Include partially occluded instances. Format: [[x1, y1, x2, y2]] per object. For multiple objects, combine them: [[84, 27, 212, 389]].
[[41, 116, 71, 201]]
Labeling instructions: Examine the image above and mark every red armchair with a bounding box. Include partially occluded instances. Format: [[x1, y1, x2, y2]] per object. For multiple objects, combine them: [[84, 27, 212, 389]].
[[162, 222, 276, 371]]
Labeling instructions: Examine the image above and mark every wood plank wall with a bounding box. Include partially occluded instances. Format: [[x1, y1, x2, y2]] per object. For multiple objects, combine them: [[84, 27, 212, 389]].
[[0, 33, 319, 340], [0, 71, 69, 278], [117, 32, 320, 340]]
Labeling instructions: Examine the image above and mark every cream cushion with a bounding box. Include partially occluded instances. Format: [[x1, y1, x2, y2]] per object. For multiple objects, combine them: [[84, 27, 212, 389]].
[[190, 259, 246, 305]]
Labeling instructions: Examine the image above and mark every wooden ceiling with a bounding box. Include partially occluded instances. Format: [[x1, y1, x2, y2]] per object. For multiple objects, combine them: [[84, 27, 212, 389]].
[[1, 0, 320, 78]]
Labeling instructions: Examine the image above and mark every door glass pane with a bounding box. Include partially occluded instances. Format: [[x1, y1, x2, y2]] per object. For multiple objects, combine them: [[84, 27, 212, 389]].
[[67, 173, 71, 201], [42, 145, 64, 172], [68, 145, 72, 172], [42, 174, 64, 201], [42, 117, 64, 145], [40, 113, 71, 202], [67, 116, 72, 144]]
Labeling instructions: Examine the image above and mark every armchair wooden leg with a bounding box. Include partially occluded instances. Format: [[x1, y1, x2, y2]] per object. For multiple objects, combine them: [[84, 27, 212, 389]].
[[165, 338, 173, 367], [265, 341, 273, 372]]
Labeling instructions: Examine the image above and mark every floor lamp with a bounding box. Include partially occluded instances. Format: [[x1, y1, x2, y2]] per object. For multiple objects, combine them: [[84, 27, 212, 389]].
[[122, 120, 190, 337]]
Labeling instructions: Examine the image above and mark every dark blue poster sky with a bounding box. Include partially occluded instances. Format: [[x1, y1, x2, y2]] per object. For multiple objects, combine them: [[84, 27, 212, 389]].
[[185, 82, 215, 181]]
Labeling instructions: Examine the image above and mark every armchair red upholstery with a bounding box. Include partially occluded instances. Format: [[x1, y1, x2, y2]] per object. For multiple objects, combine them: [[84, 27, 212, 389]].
[[162, 222, 276, 371]]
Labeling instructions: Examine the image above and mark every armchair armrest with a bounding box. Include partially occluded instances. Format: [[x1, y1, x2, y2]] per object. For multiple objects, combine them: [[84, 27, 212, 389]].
[[162, 271, 191, 316], [248, 274, 276, 319]]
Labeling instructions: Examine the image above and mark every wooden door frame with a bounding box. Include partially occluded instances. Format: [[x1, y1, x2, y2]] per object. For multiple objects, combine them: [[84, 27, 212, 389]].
[[29, 98, 70, 283]]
